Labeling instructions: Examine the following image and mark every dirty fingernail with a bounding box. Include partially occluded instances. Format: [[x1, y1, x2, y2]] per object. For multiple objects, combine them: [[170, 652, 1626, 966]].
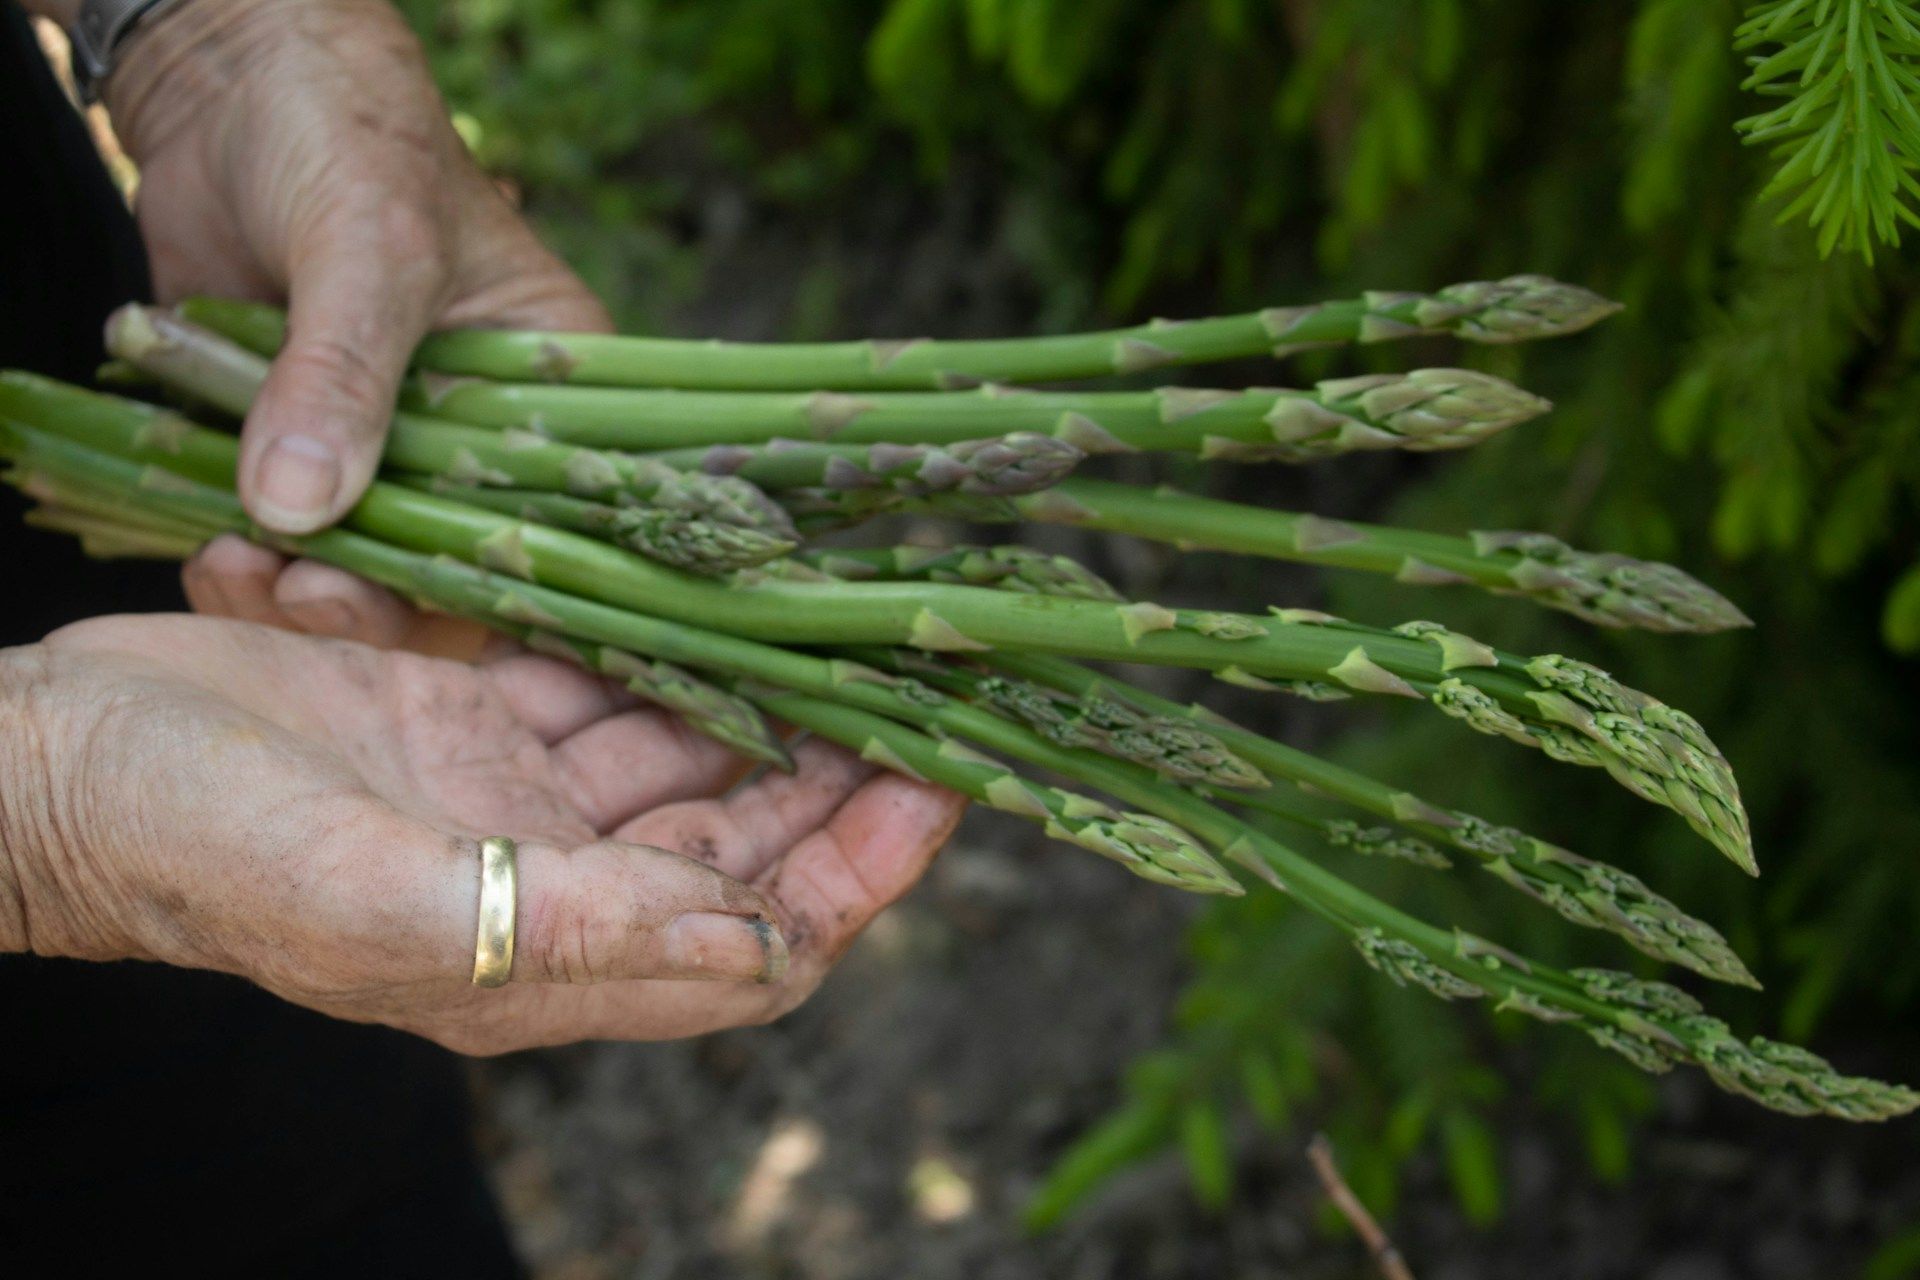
[[253, 435, 340, 532], [664, 912, 789, 984]]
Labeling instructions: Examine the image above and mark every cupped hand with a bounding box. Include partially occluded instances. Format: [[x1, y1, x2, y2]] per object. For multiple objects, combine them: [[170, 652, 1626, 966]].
[[0, 611, 964, 1053], [103, 0, 607, 534]]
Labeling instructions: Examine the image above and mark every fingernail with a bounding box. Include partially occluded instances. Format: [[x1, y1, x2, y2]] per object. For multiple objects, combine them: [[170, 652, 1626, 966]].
[[664, 912, 789, 984], [253, 435, 340, 532]]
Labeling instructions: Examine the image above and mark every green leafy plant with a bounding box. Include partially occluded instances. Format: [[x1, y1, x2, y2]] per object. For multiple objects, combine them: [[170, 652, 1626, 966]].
[[1734, 0, 1920, 259]]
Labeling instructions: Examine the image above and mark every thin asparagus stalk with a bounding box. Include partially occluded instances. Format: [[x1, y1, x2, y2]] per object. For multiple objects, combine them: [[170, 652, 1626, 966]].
[[0, 376, 1756, 873], [22, 507, 204, 560], [719, 690, 1244, 894], [844, 646, 1268, 791], [912, 477, 1754, 635], [485, 621, 794, 769], [392, 477, 796, 573], [104, 306, 799, 543], [643, 434, 1084, 497], [1, 432, 794, 768], [11, 464, 215, 546], [7, 432, 1907, 1122], [759, 544, 1126, 602], [390, 369, 1550, 462], [180, 276, 1620, 391], [974, 650, 1756, 988]]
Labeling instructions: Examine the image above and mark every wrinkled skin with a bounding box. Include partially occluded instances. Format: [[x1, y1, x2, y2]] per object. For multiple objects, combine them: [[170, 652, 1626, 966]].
[[2, 0, 965, 1048], [100, 0, 608, 533], [0, 611, 964, 1053]]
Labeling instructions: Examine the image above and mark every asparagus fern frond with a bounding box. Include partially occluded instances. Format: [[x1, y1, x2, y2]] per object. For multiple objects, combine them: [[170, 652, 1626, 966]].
[[1734, 0, 1920, 259]]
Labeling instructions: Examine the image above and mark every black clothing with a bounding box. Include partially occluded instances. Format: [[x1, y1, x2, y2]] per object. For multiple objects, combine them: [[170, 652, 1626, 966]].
[[0, 9, 522, 1274]]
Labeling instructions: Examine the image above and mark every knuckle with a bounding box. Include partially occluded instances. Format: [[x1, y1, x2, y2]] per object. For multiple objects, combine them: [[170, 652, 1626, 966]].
[[272, 337, 393, 431], [370, 198, 450, 278], [518, 885, 617, 985]]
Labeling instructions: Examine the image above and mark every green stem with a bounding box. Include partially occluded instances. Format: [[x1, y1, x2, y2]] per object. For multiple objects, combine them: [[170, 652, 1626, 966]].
[[636, 434, 1083, 497], [180, 276, 1619, 391], [389, 476, 796, 574], [914, 477, 1753, 635], [773, 543, 1124, 601], [104, 306, 798, 538], [0, 373, 1755, 873], [7, 420, 1907, 1121], [397, 369, 1547, 462], [981, 651, 1757, 987]]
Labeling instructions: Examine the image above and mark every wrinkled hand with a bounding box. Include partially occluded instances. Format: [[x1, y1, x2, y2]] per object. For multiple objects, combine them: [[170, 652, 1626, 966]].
[[0, 613, 964, 1052], [104, 0, 606, 534]]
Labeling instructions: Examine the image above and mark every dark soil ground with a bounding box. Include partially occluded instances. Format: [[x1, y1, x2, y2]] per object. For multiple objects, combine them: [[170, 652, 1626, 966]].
[[471, 808, 1920, 1280]]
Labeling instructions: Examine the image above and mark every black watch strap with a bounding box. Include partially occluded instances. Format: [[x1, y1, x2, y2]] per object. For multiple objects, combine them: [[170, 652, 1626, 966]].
[[67, 0, 190, 104]]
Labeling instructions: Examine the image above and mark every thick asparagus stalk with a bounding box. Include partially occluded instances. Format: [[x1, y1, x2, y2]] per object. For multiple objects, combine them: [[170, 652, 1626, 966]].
[[103, 306, 799, 544], [180, 276, 1619, 391], [389, 369, 1549, 463], [0, 376, 1755, 873], [914, 478, 1753, 634], [8, 429, 1908, 1121]]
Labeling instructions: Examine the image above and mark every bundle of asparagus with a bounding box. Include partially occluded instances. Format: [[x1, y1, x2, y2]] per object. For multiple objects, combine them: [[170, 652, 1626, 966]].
[[2, 276, 1909, 1123]]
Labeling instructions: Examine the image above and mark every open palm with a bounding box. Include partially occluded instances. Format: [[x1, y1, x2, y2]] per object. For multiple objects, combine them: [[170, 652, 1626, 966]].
[[12, 608, 963, 1053]]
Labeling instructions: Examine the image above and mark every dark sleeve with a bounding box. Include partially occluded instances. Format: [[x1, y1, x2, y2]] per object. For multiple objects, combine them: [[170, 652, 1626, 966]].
[[0, 15, 523, 1276]]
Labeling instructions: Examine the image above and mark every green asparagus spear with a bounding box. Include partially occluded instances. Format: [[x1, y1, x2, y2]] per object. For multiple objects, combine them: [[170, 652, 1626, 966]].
[[7, 429, 1906, 1121], [104, 305, 798, 540], [387, 368, 1548, 463], [643, 434, 1084, 497], [763, 544, 1126, 601], [180, 276, 1619, 391], [392, 477, 795, 574], [912, 478, 1753, 634], [0, 377, 1755, 873], [977, 650, 1756, 988]]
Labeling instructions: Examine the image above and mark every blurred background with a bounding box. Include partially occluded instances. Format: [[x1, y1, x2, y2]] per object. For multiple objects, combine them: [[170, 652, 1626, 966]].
[[41, 1, 1920, 1275]]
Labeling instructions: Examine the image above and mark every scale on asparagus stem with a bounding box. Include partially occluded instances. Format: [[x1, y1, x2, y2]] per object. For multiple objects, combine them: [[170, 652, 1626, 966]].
[[1, 277, 1909, 1123]]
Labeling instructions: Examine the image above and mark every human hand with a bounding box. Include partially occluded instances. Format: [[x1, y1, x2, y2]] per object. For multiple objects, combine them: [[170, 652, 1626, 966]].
[[99, 0, 607, 533], [0, 613, 965, 1052]]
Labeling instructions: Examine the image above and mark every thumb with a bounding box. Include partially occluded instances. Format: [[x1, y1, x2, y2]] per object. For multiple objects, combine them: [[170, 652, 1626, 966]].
[[239, 206, 446, 533], [501, 838, 789, 986]]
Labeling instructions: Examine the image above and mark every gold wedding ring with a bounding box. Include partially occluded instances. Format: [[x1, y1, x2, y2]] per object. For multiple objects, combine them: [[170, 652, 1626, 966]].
[[471, 837, 518, 988]]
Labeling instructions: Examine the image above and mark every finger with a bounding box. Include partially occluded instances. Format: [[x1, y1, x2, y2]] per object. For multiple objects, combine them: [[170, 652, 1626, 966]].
[[551, 707, 760, 833], [614, 738, 876, 881], [272, 558, 417, 645], [182, 534, 292, 627], [754, 774, 965, 985], [482, 652, 640, 743], [239, 201, 446, 534], [509, 840, 788, 985], [179, 539, 249, 618], [324, 805, 789, 987]]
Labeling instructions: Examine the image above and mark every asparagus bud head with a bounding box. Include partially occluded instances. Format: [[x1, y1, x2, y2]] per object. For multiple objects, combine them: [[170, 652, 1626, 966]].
[[1416, 275, 1625, 343]]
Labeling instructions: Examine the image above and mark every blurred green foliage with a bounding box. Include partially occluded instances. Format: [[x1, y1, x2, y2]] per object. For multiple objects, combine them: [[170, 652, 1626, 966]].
[[396, 0, 1920, 1236]]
